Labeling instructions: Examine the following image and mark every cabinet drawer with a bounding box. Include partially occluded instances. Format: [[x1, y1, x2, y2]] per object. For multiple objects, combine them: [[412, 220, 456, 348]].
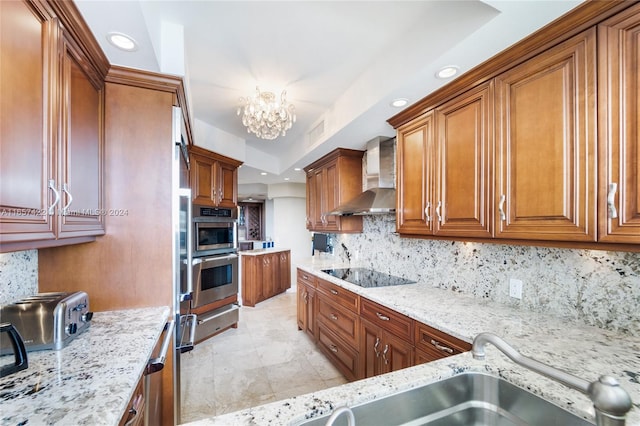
[[360, 298, 413, 343], [317, 297, 359, 348], [297, 269, 316, 288], [316, 278, 359, 312], [414, 322, 471, 357], [317, 324, 360, 381]]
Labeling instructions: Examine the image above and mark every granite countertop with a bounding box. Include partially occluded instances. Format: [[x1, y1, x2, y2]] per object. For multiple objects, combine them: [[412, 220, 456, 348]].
[[239, 247, 290, 256], [185, 256, 640, 426], [0, 305, 170, 425]]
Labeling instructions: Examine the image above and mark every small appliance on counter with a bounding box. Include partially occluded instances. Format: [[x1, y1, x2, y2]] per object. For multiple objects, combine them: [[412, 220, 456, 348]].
[[0, 292, 92, 354], [0, 323, 28, 377]]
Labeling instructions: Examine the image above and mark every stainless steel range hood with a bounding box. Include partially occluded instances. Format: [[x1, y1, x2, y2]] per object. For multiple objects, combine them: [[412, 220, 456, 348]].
[[328, 136, 396, 216]]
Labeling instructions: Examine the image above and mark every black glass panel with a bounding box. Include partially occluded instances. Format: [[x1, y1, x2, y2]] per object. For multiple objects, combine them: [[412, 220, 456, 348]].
[[321, 268, 416, 288]]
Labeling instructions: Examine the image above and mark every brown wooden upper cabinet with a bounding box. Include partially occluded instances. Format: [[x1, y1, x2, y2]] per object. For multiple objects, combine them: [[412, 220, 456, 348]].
[[190, 145, 242, 209], [597, 4, 640, 243], [392, 2, 640, 249], [396, 82, 493, 238], [0, 0, 106, 252], [304, 148, 364, 233], [495, 28, 597, 242]]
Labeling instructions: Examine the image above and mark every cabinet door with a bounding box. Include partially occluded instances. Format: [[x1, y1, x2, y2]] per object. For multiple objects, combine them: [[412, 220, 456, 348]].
[[380, 331, 414, 375], [434, 82, 493, 238], [58, 34, 104, 237], [278, 251, 291, 292], [360, 319, 381, 378], [262, 254, 274, 300], [0, 1, 57, 244], [322, 161, 340, 231], [396, 112, 434, 235], [191, 153, 218, 206], [307, 169, 324, 230], [217, 160, 238, 208], [495, 28, 597, 242], [297, 282, 316, 340], [598, 5, 640, 243], [241, 256, 261, 307]]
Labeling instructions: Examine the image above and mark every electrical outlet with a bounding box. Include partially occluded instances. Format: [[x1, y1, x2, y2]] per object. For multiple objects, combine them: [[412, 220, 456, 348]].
[[509, 278, 523, 299]]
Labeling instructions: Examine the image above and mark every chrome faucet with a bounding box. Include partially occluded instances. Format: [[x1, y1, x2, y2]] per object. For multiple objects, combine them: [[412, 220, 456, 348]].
[[472, 332, 633, 426]]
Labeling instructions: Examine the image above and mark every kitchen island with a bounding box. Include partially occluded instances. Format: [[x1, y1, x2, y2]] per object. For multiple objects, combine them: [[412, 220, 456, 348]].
[[240, 247, 291, 307], [184, 257, 640, 426], [0, 305, 169, 425]]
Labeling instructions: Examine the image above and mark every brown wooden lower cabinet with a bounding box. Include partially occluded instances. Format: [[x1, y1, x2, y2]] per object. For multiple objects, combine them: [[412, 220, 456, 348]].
[[317, 297, 359, 348], [414, 321, 472, 362], [119, 376, 145, 426], [317, 324, 360, 381], [295, 269, 472, 381], [241, 250, 291, 307], [360, 317, 414, 378], [297, 270, 317, 341]]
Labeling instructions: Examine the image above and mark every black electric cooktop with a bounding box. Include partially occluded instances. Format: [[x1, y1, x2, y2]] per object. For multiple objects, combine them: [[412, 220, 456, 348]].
[[321, 268, 416, 288]]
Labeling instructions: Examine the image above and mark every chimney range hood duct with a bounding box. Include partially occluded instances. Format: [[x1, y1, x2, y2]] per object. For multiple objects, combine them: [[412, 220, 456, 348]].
[[328, 136, 396, 216]]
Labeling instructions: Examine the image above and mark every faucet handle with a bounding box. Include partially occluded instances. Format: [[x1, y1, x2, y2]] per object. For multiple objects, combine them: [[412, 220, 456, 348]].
[[588, 375, 633, 422]]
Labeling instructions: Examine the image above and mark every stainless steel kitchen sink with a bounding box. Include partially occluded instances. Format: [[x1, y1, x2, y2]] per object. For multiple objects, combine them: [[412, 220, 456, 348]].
[[295, 372, 593, 426]]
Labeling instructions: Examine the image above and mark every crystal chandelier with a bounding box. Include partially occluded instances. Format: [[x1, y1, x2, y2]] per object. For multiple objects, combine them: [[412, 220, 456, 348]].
[[237, 87, 296, 140]]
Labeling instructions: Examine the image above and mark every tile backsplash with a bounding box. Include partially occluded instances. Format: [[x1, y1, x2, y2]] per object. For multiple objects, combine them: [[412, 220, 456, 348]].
[[332, 215, 640, 335], [0, 250, 38, 304]]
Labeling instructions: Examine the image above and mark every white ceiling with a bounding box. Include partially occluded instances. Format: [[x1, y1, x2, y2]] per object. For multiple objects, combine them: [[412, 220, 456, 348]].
[[75, 0, 583, 197]]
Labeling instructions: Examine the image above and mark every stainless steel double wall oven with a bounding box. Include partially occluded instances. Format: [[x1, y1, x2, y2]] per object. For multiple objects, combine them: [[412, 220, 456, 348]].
[[189, 205, 240, 343]]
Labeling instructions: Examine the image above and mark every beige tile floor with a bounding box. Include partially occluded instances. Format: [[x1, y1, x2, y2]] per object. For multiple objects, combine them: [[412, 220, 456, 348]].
[[180, 289, 347, 423]]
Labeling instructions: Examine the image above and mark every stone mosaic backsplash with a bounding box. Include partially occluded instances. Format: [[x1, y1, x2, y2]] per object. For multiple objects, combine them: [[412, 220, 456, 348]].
[[0, 250, 38, 304], [331, 215, 640, 335]]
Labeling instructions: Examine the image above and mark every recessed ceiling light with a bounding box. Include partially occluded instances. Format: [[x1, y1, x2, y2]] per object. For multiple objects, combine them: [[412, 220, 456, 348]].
[[436, 65, 459, 79], [284, 177, 290, 181], [260, 172, 267, 176], [107, 32, 138, 51], [390, 98, 409, 108], [294, 167, 301, 172]]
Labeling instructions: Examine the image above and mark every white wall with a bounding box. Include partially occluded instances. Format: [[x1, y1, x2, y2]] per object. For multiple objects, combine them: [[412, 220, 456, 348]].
[[272, 197, 311, 288]]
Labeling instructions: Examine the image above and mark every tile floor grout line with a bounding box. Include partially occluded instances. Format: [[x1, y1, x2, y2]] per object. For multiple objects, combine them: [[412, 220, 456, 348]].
[[180, 289, 348, 422]]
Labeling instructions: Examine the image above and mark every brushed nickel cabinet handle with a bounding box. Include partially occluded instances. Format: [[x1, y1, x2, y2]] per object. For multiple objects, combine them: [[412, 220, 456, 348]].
[[435, 201, 442, 222], [330, 313, 338, 321], [329, 344, 338, 353], [498, 194, 506, 221], [330, 289, 338, 295], [375, 312, 390, 321], [48, 179, 60, 215], [424, 201, 432, 222], [608, 183, 618, 219], [430, 339, 454, 354], [382, 344, 389, 365], [61, 183, 73, 216], [374, 337, 381, 357]]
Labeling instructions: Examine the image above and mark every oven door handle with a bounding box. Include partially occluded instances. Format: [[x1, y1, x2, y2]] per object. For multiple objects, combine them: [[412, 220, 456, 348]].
[[145, 320, 175, 375], [197, 253, 238, 268]]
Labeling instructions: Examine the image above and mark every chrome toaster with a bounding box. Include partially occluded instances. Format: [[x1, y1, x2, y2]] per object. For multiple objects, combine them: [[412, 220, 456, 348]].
[[0, 292, 93, 353]]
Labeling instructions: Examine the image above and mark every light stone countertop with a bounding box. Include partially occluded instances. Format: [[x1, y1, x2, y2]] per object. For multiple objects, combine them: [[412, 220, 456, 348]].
[[184, 256, 640, 426], [239, 247, 291, 256], [0, 305, 170, 425]]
